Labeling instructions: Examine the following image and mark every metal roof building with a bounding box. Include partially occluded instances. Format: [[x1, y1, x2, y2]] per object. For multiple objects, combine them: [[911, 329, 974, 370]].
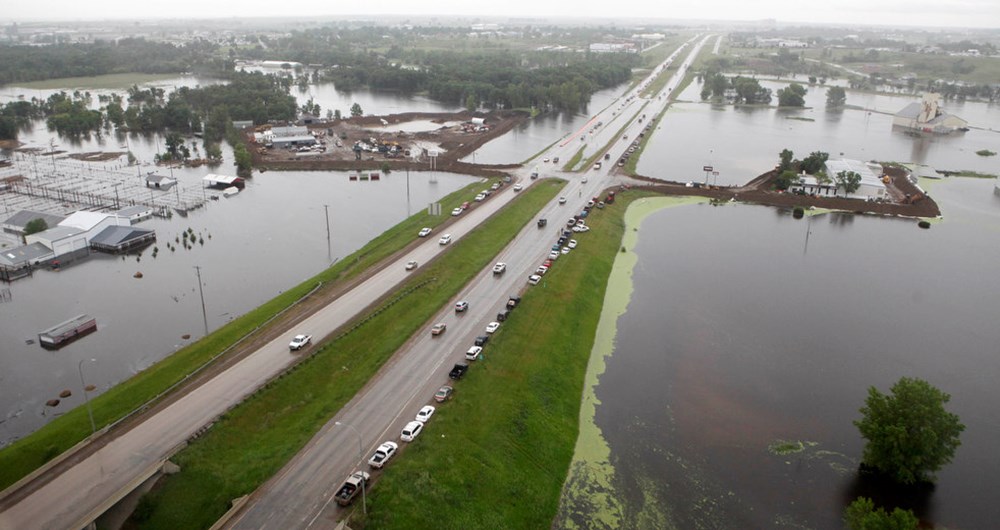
[[89, 225, 156, 253], [2, 210, 66, 236]]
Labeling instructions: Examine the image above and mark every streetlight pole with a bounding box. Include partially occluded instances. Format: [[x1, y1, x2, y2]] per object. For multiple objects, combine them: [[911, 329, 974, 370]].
[[334, 421, 366, 515], [323, 204, 331, 261], [77, 358, 97, 436]]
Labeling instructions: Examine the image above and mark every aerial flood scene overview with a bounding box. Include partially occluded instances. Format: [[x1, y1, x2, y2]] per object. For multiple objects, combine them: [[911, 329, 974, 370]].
[[0, 1, 998, 529]]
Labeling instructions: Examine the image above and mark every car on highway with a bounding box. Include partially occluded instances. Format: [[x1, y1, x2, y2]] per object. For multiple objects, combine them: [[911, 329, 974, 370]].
[[538, 218, 547, 228], [543, 158, 550, 163], [451, 207, 463, 216], [492, 262, 507, 275], [548, 251, 560, 261], [491, 183, 501, 191], [416, 405, 435, 422], [582, 176, 588, 183], [431, 323, 447, 336], [558, 196, 567, 204], [572, 225, 590, 233], [566, 218, 577, 227], [455, 300, 469, 313], [434, 385, 453, 402], [568, 239, 578, 249], [466, 346, 483, 360], [528, 274, 541, 285], [513, 183, 523, 192], [475, 193, 486, 202], [418, 227, 432, 237], [368, 441, 398, 468], [401, 420, 424, 442], [289, 334, 312, 351], [536, 265, 549, 276], [439, 234, 452, 245], [485, 321, 500, 334], [449, 363, 469, 380], [553, 157, 559, 163], [405, 260, 418, 270], [474, 335, 490, 347]]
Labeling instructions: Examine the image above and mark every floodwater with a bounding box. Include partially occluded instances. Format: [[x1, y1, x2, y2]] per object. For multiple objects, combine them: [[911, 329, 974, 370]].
[[559, 77, 1000, 529], [0, 78, 474, 444], [584, 178, 1000, 528], [464, 83, 630, 165], [638, 80, 1000, 186]]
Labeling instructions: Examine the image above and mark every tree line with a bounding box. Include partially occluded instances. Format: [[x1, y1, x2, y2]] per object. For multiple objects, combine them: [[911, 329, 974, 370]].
[[0, 38, 230, 85]]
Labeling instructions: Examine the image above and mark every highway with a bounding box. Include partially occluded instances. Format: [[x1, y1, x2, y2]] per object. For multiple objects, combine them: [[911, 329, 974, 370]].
[[0, 34, 711, 530], [226, 34, 713, 529]]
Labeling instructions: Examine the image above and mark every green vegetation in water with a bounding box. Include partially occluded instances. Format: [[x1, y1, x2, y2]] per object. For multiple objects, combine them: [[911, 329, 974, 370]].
[[975, 149, 996, 157], [0, 178, 500, 492], [768, 440, 809, 456], [556, 195, 709, 530], [128, 180, 563, 529]]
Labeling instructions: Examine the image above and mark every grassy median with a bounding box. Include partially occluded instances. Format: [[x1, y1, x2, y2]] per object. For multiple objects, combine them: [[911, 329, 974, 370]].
[[0, 178, 501, 492], [127, 180, 564, 529], [358, 191, 653, 529]]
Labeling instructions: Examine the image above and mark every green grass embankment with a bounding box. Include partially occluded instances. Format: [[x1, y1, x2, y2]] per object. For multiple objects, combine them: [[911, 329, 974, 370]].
[[129, 180, 564, 529], [360, 189, 651, 529], [0, 178, 500, 492]]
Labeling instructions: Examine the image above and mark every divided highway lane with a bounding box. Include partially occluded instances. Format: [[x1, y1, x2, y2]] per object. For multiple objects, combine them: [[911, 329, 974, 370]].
[[228, 181, 572, 529], [0, 177, 525, 530], [229, 36, 717, 529]]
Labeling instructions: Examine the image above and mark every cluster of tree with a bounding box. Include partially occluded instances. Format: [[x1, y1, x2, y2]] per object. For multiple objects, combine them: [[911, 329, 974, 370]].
[[38, 92, 102, 136], [841, 377, 964, 529], [826, 86, 847, 107], [776, 82, 807, 107], [0, 100, 42, 140], [0, 38, 230, 85], [318, 50, 634, 112], [700, 73, 773, 104], [773, 149, 830, 190]]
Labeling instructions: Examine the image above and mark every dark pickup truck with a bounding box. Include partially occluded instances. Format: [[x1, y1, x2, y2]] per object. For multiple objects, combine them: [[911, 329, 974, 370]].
[[334, 471, 370, 506], [537, 218, 547, 228], [449, 363, 469, 380]]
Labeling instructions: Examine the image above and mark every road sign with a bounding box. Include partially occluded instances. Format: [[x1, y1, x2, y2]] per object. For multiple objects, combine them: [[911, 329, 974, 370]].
[[702, 165, 714, 172]]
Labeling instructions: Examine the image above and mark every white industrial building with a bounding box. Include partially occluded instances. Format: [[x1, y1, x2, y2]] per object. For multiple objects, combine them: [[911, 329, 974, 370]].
[[791, 159, 888, 200], [893, 93, 968, 134]]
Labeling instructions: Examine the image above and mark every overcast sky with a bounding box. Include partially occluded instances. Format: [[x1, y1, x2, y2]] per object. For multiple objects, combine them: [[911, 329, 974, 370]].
[[4, 0, 1000, 29]]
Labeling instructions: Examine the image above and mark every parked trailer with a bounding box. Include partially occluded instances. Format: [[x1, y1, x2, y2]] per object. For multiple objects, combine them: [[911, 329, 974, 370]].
[[38, 314, 97, 349]]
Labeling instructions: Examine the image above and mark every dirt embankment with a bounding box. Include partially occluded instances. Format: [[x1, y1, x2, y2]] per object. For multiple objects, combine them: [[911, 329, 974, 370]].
[[250, 110, 527, 179], [628, 165, 941, 218]]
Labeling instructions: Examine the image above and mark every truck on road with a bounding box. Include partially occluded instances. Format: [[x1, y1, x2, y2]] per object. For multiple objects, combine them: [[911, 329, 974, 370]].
[[335, 471, 370, 506]]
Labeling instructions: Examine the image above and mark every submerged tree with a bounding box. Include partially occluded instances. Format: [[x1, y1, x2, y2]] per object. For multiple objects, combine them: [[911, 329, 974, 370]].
[[777, 82, 807, 107], [843, 497, 918, 530], [855, 377, 964, 484], [826, 86, 847, 107]]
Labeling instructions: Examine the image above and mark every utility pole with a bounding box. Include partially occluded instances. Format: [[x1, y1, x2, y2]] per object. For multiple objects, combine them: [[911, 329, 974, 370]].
[[194, 266, 209, 336], [323, 204, 331, 261]]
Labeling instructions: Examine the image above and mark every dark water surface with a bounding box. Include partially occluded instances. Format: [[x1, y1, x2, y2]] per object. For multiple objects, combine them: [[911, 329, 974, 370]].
[[597, 178, 1000, 528]]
